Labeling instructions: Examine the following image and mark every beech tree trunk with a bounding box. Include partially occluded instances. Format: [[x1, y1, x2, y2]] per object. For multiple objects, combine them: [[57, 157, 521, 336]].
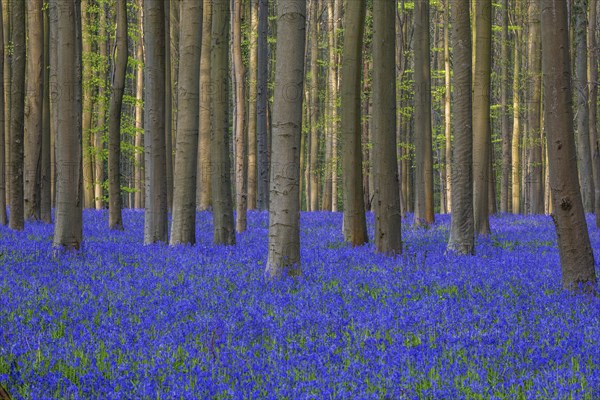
[[211, 0, 235, 245], [24, 0, 44, 221], [447, 0, 474, 254], [9, 0, 25, 231], [108, 0, 127, 230], [266, 0, 306, 280], [472, 0, 492, 235], [589, 0, 600, 227], [308, 0, 319, 212], [80, 0, 94, 208], [443, 0, 452, 214], [40, 7, 51, 223], [574, 0, 594, 212], [94, 6, 107, 210], [144, 0, 168, 244], [541, 0, 597, 291], [341, 0, 367, 246], [511, 1, 522, 214], [500, 0, 511, 213], [256, 0, 269, 210], [51, 0, 83, 251], [413, 0, 434, 226], [134, 0, 144, 209], [527, 0, 543, 214], [247, 0, 258, 210], [0, 2, 5, 225], [197, 0, 212, 211], [372, 0, 402, 255], [170, 0, 202, 245], [232, 0, 247, 232]]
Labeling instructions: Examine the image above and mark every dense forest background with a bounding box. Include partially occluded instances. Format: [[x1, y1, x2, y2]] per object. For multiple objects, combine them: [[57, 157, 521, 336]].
[[0, 0, 598, 283]]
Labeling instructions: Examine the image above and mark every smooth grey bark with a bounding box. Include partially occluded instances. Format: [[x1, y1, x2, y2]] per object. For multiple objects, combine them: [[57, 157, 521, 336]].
[[372, 0, 402, 255], [256, 0, 269, 210], [232, 0, 247, 232], [24, 0, 44, 222], [0, 2, 5, 225], [51, 0, 83, 251], [9, 0, 25, 231], [3, 0, 10, 209], [170, 0, 202, 245], [81, 0, 94, 208], [413, 0, 434, 226], [94, 6, 107, 210], [472, 0, 492, 235], [265, 0, 306, 280], [41, 7, 51, 223], [511, 0, 522, 214], [108, 0, 127, 230], [247, 0, 258, 210], [134, 0, 144, 209], [541, 0, 597, 291], [526, 0, 543, 214], [143, 0, 168, 244], [443, 0, 452, 214], [500, 0, 511, 213], [447, 0, 474, 254], [308, 0, 319, 212], [211, 0, 235, 245], [589, 0, 600, 227], [574, 0, 594, 212], [197, 0, 212, 211], [164, 2, 173, 212], [341, 0, 367, 246]]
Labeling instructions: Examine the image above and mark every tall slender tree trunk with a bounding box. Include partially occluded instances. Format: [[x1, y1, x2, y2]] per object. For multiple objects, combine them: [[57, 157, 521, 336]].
[[472, 0, 492, 234], [447, 0, 474, 254], [24, 0, 44, 221], [308, 0, 319, 212], [589, 0, 600, 227], [144, 0, 168, 244], [329, 0, 339, 212], [444, 0, 452, 213], [197, 0, 212, 211], [51, 0, 83, 251], [527, 0, 543, 214], [211, 0, 235, 245], [266, 0, 306, 280], [2, 0, 9, 212], [362, 56, 371, 212], [414, 0, 434, 226], [341, 0, 367, 246], [500, 0, 511, 213], [170, 0, 202, 245], [511, 4, 521, 214], [40, 7, 51, 223], [9, 0, 25, 231], [256, 0, 269, 210], [164, 4, 173, 212], [134, 0, 144, 209], [0, 3, 5, 226], [372, 0, 402, 255], [574, 0, 594, 212], [94, 6, 107, 210], [247, 0, 258, 210], [541, 0, 597, 291], [108, 0, 127, 230], [233, 0, 247, 232], [81, 0, 94, 208]]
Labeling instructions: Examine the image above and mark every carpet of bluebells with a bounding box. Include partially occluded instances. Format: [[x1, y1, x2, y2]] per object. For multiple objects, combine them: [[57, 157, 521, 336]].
[[1, 210, 599, 399]]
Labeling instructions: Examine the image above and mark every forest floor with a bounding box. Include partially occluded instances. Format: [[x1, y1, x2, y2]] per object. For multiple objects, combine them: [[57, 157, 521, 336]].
[[0, 210, 599, 399]]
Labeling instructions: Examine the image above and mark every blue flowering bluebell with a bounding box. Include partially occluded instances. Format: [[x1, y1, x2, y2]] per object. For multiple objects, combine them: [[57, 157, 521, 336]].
[[0, 210, 598, 398]]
